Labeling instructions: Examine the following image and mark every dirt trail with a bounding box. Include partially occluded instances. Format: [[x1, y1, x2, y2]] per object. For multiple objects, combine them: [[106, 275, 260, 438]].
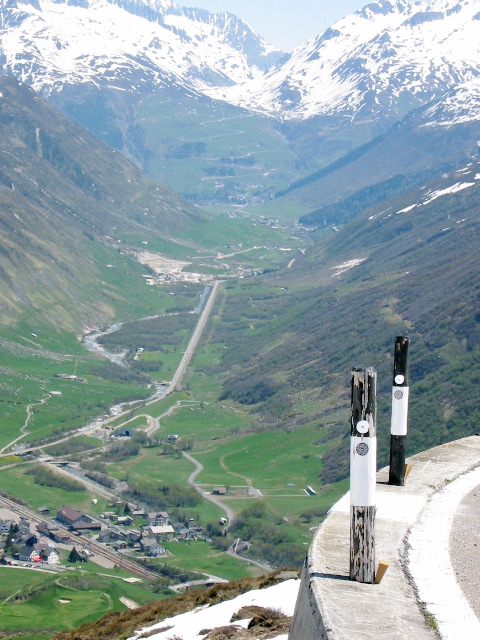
[[0, 395, 49, 453]]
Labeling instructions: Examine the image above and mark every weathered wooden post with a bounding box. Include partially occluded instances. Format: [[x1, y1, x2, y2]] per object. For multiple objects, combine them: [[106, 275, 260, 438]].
[[350, 366, 377, 583], [389, 336, 410, 486]]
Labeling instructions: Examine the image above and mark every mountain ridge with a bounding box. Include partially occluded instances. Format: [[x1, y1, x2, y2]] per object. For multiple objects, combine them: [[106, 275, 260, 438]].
[[207, 0, 480, 122], [0, 74, 207, 331], [2, 0, 480, 204]]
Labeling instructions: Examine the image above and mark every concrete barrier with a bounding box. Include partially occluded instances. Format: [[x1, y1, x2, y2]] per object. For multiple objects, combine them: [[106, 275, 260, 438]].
[[289, 436, 480, 640]]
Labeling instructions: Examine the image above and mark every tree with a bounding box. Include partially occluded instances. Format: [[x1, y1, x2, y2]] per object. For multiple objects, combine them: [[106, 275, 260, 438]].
[[68, 546, 84, 563], [4, 523, 19, 555]]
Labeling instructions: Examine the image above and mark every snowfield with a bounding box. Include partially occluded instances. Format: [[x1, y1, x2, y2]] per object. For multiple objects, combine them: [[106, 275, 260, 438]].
[[128, 578, 300, 640]]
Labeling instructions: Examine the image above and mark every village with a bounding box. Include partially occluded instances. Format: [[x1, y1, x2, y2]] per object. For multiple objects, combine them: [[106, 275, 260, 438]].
[[0, 498, 229, 570]]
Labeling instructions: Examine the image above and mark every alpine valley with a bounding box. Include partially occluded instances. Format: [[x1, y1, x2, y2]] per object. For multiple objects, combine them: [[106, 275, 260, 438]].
[[0, 1, 479, 638]]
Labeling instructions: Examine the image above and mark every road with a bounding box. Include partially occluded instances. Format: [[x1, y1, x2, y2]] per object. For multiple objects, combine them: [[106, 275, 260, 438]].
[[163, 280, 220, 395], [183, 451, 235, 523], [0, 281, 221, 457]]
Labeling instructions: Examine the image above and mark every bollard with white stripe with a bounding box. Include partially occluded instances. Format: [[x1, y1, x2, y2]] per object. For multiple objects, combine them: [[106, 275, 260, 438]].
[[350, 366, 377, 584], [389, 336, 410, 486]]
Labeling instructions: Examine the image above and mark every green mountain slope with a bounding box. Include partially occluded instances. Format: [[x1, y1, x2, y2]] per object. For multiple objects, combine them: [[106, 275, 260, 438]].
[[205, 160, 480, 480], [264, 108, 480, 221], [0, 76, 209, 331], [49, 83, 304, 207]]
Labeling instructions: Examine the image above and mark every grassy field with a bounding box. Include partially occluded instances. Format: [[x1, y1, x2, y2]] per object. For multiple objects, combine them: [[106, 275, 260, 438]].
[[107, 447, 194, 486], [0, 465, 110, 515], [190, 427, 326, 492], [159, 540, 263, 581], [157, 402, 252, 443], [0, 567, 168, 636]]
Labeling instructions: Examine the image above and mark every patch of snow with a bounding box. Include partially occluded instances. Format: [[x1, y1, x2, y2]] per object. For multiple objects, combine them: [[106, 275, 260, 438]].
[[397, 204, 418, 213], [368, 207, 391, 220], [330, 258, 366, 277], [128, 579, 300, 640], [422, 181, 475, 204]]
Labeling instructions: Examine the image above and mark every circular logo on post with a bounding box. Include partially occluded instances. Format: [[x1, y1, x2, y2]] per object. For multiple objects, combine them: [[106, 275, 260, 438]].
[[356, 420, 370, 434], [394, 390, 404, 400], [356, 443, 369, 456]]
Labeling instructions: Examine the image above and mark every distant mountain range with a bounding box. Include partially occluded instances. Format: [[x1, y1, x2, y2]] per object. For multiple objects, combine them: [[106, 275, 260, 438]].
[[1, 0, 479, 203], [271, 76, 480, 218], [0, 0, 281, 91], [208, 0, 480, 122]]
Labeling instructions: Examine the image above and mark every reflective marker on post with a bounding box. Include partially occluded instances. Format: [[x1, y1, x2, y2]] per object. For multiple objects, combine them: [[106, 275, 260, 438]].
[[389, 336, 410, 486], [350, 367, 377, 584]]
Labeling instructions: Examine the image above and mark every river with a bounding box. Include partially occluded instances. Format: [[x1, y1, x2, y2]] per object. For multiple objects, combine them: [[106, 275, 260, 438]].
[[81, 285, 211, 416]]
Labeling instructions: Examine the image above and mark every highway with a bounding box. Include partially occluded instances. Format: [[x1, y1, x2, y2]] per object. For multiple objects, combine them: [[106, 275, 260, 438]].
[[0, 281, 221, 456], [162, 280, 220, 396]]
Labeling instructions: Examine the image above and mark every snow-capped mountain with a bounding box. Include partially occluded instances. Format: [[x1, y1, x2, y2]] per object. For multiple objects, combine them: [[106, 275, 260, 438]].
[[206, 0, 480, 121], [419, 76, 480, 127], [0, 0, 282, 97], [1, 0, 479, 205]]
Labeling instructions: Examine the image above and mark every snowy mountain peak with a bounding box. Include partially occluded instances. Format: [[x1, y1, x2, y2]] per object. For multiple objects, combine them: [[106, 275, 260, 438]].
[[205, 0, 480, 121], [0, 0, 282, 97]]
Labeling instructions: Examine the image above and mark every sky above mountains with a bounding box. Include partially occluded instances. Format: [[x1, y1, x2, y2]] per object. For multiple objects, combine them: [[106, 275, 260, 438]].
[[191, 1, 389, 49]]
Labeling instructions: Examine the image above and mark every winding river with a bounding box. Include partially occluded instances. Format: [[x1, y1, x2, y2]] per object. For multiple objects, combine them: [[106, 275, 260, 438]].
[[81, 286, 211, 416]]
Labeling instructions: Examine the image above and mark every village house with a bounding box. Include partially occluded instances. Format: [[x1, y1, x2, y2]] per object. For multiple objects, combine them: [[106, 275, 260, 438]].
[[37, 521, 70, 543], [71, 517, 101, 533], [146, 512, 169, 527], [0, 520, 13, 535], [37, 521, 55, 536], [127, 530, 142, 545], [143, 524, 175, 542], [117, 515, 134, 527], [18, 545, 34, 562], [140, 538, 167, 557], [37, 544, 60, 564], [56, 506, 85, 527], [175, 525, 197, 541], [98, 530, 127, 544], [212, 487, 228, 496], [56, 506, 101, 532], [15, 531, 38, 547], [101, 512, 117, 521]]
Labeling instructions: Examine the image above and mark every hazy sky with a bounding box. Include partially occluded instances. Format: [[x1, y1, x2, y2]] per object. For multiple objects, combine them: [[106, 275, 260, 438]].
[[189, 1, 375, 50]]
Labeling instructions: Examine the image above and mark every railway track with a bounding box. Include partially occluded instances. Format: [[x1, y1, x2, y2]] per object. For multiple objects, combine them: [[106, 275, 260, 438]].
[[0, 494, 158, 581]]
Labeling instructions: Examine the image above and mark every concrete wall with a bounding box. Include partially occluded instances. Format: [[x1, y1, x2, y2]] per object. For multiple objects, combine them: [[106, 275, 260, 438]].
[[288, 436, 480, 640]]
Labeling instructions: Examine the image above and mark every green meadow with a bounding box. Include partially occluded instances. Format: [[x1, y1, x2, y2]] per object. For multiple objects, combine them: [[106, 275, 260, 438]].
[[0, 568, 168, 636], [0, 464, 109, 515], [159, 540, 263, 581]]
